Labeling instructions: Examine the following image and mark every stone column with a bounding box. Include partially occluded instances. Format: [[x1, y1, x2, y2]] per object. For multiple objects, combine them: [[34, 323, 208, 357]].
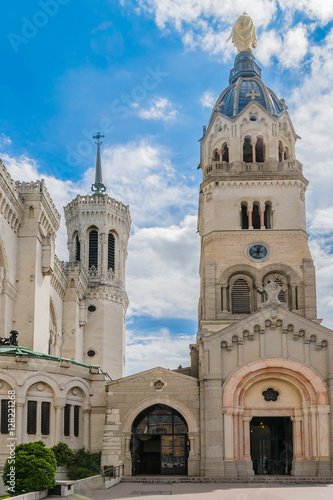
[[100, 232, 107, 278], [302, 408, 310, 460], [54, 405, 64, 445], [251, 139, 257, 163], [233, 409, 239, 460], [247, 206, 253, 229], [15, 402, 24, 444], [221, 284, 228, 313], [310, 406, 318, 459], [83, 408, 91, 450], [260, 203, 265, 229], [243, 416, 252, 460], [292, 415, 303, 459]]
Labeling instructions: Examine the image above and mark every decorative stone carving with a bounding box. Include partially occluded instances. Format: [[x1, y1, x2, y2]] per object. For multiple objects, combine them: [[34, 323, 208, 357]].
[[258, 277, 287, 309]]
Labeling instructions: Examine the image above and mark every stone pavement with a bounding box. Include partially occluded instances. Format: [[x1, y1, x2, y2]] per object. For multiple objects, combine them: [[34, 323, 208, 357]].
[[47, 480, 333, 500]]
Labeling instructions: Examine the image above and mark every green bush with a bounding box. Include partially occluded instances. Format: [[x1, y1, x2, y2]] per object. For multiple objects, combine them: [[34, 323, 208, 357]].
[[67, 448, 101, 480], [51, 442, 74, 467], [2, 441, 57, 496], [67, 466, 96, 480]]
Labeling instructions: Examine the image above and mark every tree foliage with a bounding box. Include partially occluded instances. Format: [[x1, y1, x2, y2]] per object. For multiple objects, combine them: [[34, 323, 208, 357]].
[[3, 441, 56, 496]]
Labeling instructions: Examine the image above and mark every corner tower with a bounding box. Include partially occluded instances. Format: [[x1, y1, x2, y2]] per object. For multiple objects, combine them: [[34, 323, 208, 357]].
[[198, 14, 317, 334], [64, 134, 131, 378]]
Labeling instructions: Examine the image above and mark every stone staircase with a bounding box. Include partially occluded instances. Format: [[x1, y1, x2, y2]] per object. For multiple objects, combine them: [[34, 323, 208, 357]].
[[122, 475, 333, 484]]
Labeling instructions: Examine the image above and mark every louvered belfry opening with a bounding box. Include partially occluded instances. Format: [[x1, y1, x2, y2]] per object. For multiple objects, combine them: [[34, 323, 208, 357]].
[[75, 234, 81, 261], [275, 278, 286, 303], [108, 233, 115, 271], [232, 278, 251, 314], [89, 230, 98, 269]]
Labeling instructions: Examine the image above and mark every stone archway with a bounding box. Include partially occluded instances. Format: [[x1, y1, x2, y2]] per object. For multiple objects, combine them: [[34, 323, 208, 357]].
[[121, 396, 199, 477], [222, 359, 330, 477]]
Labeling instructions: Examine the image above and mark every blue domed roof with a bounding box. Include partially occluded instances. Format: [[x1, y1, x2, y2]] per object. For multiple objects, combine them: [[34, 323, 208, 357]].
[[209, 52, 287, 123]]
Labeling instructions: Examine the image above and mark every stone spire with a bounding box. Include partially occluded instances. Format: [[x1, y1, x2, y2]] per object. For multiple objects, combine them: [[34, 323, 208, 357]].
[[91, 132, 107, 195]]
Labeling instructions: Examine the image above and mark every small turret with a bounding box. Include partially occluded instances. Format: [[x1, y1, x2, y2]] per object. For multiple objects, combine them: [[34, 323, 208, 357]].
[[62, 134, 131, 378]]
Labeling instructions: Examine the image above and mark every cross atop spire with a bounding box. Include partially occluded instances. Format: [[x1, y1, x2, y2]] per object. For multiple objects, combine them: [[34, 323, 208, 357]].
[[91, 132, 107, 195]]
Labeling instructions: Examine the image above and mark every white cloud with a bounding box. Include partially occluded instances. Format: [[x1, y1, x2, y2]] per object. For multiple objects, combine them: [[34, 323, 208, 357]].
[[127, 215, 199, 319], [200, 90, 217, 108], [92, 139, 197, 227], [0, 134, 12, 146], [135, 97, 178, 121], [279, 24, 309, 68], [278, 0, 333, 25], [256, 30, 283, 66], [126, 328, 195, 375]]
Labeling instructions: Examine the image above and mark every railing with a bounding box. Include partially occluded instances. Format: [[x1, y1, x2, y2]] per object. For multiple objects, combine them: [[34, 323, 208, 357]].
[[102, 464, 124, 482], [205, 161, 228, 177]]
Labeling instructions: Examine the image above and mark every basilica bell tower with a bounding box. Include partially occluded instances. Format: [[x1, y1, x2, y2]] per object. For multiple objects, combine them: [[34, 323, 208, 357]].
[[198, 13, 318, 335], [63, 134, 131, 378]]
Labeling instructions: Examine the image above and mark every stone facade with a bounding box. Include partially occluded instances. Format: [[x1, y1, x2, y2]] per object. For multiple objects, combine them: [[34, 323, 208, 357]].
[[0, 27, 332, 481], [0, 146, 130, 459]]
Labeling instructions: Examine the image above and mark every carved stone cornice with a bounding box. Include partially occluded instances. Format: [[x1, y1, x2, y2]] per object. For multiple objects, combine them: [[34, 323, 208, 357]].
[[202, 229, 309, 244], [85, 285, 129, 309], [201, 178, 307, 193], [64, 194, 131, 234]]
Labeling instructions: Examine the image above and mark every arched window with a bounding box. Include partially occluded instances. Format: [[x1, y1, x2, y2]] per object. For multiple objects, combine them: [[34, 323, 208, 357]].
[[132, 404, 188, 476], [232, 278, 251, 314], [264, 203, 271, 229], [243, 137, 252, 162], [108, 233, 115, 271], [252, 204, 260, 229], [256, 136, 265, 162], [213, 150, 220, 161], [75, 234, 80, 262], [89, 230, 98, 269], [241, 204, 249, 229], [222, 143, 229, 162], [279, 141, 284, 162]]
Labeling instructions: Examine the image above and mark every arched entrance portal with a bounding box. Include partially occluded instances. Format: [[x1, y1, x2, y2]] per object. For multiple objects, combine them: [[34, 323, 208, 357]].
[[223, 359, 330, 477], [250, 416, 293, 475], [131, 404, 188, 475]]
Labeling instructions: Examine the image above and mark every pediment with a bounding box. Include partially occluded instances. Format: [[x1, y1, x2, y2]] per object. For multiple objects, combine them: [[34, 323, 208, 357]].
[[107, 365, 197, 386], [202, 306, 333, 350]]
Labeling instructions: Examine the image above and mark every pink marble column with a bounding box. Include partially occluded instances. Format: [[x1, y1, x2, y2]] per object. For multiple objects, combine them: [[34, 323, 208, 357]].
[[243, 416, 252, 460], [233, 409, 239, 460], [310, 406, 318, 459], [302, 408, 310, 460], [291, 416, 303, 459]]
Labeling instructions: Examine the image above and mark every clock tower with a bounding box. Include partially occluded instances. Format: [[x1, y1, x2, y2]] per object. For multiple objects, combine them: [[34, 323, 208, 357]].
[[198, 33, 317, 334]]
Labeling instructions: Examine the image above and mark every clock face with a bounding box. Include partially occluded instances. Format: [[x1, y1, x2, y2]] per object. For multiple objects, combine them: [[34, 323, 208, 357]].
[[247, 243, 269, 260]]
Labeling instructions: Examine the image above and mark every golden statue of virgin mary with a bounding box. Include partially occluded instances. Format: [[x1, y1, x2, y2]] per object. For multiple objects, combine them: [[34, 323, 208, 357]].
[[226, 12, 257, 53]]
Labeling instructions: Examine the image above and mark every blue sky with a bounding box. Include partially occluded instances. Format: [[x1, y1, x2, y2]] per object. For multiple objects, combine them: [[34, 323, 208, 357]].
[[1, 0, 333, 374]]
